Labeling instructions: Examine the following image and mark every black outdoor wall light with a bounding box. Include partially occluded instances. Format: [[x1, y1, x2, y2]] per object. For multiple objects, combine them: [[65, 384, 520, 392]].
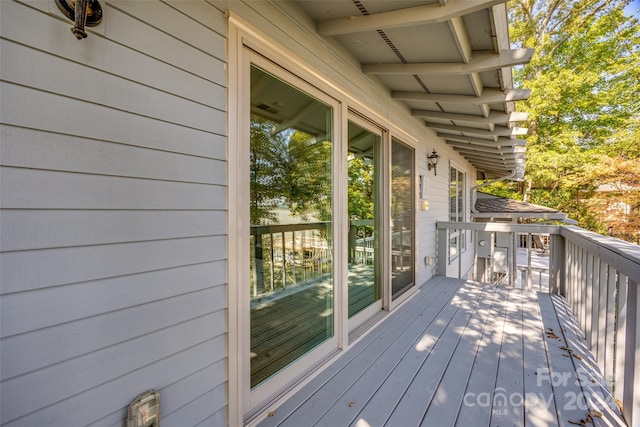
[[427, 149, 441, 175], [55, 0, 103, 39]]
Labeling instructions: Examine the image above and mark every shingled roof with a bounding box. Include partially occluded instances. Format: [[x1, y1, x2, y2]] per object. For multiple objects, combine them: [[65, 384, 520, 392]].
[[473, 192, 574, 222]]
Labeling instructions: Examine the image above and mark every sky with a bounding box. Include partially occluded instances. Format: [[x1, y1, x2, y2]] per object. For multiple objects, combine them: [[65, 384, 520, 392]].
[[625, 0, 640, 17]]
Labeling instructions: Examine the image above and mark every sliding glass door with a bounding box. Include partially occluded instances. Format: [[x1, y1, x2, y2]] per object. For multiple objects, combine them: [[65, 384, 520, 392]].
[[243, 54, 417, 413], [391, 139, 415, 299], [249, 64, 335, 389], [347, 118, 383, 331]]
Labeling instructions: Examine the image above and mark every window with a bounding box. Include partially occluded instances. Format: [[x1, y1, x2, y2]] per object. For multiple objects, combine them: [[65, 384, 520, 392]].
[[391, 139, 415, 299], [347, 118, 383, 323], [449, 166, 466, 260], [229, 25, 420, 419], [248, 64, 335, 388]]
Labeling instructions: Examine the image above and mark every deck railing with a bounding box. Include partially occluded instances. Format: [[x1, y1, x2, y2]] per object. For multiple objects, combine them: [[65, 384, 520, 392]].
[[249, 220, 376, 298], [250, 222, 332, 298], [437, 222, 640, 426]]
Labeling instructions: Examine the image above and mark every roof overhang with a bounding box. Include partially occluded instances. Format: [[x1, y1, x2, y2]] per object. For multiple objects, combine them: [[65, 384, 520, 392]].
[[472, 211, 576, 222], [472, 192, 577, 224], [295, 0, 531, 179]]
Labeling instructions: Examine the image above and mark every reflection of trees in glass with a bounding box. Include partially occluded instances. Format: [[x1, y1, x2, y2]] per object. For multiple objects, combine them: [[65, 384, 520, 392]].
[[251, 116, 281, 225], [250, 115, 332, 226], [391, 165, 411, 226], [348, 157, 374, 238], [278, 129, 332, 222]]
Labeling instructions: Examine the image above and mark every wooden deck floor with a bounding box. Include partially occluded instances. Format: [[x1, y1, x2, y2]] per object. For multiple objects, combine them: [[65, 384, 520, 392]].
[[256, 276, 626, 427]]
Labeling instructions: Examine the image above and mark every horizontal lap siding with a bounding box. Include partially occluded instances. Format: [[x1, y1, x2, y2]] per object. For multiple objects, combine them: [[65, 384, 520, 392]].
[[0, 1, 228, 426]]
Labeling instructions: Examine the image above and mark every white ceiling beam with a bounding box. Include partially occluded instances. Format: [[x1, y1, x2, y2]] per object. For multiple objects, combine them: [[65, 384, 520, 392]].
[[414, 110, 529, 124], [450, 147, 524, 158], [271, 102, 318, 135], [392, 88, 531, 104], [448, 16, 472, 63], [448, 142, 526, 154], [479, 104, 492, 118], [469, 163, 519, 172], [317, 0, 508, 36], [468, 159, 521, 168], [439, 134, 527, 147], [457, 155, 523, 166], [455, 150, 525, 162], [469, 72, 485, 98], [454, 145, 525, 157], [363, 48, 534, 75], [428, 123, 528, 138], [464, 159, 521, 169], [466, 160, 521, 170]]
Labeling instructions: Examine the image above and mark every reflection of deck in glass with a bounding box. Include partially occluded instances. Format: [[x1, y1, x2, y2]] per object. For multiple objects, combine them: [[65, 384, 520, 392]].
[[250, 264, 376, 387], [250, 222, 333, 298], [250, 280, 333, 387]]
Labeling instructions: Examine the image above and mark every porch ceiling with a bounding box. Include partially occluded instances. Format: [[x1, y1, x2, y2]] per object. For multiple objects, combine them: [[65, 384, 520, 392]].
[[295, 0, 531, 180]]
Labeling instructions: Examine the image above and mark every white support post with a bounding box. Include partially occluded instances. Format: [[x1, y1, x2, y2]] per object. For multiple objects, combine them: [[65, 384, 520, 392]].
[[626, 279, 639, 427], [526, 233, 532, 291], [605, 265, 616, 388], [585, 253, 594, 344], [580, 248, 587, 331], [614, 273, 635, 401], [550, 233, 564, 295], [615, 273, 629, 404], [590, 259, 601, 353], [510, 231, 517, 287], [597, 261, 608, 369], [570, 243, 577, 309], [437, 227, 448, 276]]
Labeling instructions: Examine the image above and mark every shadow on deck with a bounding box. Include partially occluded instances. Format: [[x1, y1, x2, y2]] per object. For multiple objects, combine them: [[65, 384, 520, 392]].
[[256, 276, 626, 427]]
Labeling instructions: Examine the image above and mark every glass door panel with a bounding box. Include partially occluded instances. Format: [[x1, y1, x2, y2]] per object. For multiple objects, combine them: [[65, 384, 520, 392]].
[[347, 119, 382, 322], [391, 139, 415, 299], [249, 65, 334, 388]]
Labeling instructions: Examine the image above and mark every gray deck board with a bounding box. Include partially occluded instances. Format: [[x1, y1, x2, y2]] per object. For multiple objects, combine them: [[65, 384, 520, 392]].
[[272, 277, 463, 427], [257, 277, 625, 427], [258, 276, 456, 427], [491, 288, 525, 426], [345, 282, 483, 427], [522, 291, 559, 426], [419, 284, 499, 427], [550, 294, 626, 426], [384, 283, 489, 426], [538, 292, 590, 425], [454, 285, 511, 427]]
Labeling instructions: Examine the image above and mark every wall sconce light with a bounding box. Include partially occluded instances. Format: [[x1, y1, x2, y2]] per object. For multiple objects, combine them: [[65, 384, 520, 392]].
[[55, 0, 103, 39], [427, 149, 441, 175]]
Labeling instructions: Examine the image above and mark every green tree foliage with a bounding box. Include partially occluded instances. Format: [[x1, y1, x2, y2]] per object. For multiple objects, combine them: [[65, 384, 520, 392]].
[[489, 0, 640, 241], [250, 116, 281, 225], [273, 129, 332, 222], [348, 157, 374, 219], [250, 115, 332, 225]]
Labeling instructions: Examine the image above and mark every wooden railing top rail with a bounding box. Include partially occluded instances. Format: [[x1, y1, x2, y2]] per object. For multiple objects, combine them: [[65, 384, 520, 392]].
[[250, 221, 329, 235], [436, 222, 640, 280], [560, 225, 640, 282], [436, 221, 561, 234]]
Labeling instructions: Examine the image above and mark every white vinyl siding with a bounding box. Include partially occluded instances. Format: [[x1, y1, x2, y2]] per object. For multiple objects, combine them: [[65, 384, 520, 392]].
[[0, 1, 228, 426]]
